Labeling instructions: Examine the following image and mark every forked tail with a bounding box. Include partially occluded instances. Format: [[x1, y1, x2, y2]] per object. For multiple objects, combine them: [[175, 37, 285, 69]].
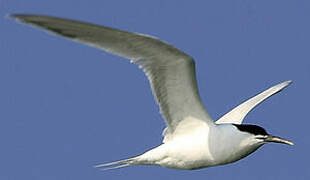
[[94, 157, 137, 170], [94, 148, 159, 170]]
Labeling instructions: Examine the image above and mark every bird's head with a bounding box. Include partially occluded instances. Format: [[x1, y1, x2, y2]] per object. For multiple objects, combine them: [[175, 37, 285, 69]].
[[233, 124, 294, 146]]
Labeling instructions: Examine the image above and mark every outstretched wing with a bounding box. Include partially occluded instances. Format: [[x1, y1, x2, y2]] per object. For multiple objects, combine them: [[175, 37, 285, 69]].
[[10, 14, 213, 137], [216, 80, 292, 124]]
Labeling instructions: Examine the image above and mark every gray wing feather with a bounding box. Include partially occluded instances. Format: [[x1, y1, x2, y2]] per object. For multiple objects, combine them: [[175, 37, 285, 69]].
[[10, 14, 213, 134], [216, 80, 292, 124]]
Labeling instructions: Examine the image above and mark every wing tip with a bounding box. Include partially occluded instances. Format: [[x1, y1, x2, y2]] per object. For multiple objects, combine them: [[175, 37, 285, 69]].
[[283, 80, 293, 85], [7, 13, 24, 20], [6, 13, 32, 24], [7, 14, 51, 24], [277, 80, 293, 91]]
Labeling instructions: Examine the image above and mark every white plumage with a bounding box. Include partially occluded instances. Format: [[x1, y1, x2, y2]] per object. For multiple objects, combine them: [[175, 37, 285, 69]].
[[10, 14, 293, 170]]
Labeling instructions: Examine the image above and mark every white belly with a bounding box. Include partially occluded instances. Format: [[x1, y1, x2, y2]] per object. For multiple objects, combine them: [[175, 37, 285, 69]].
[[134, 123, 263, 170], [138, 124, 216, 170]]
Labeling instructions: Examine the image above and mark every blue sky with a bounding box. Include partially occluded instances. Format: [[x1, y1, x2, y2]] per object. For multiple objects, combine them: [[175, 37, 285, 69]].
[[1, 0, 309, 179]]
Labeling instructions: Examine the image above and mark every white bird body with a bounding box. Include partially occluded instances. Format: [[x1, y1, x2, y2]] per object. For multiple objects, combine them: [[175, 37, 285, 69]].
[[140, 117, 213, 169], [10, 14, 294, 170], [126, 123, 262, 170]]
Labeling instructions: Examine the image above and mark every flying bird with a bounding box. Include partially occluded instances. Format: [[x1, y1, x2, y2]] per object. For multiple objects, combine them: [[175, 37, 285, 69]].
[[10, 14, 293, 170]]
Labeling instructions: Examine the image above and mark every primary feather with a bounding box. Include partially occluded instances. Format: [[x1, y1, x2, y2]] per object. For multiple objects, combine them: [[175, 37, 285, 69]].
[[10, 14, 213, 139]]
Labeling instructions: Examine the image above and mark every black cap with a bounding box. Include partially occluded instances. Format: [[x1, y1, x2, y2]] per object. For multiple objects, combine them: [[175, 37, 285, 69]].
[[233, 124, 269, 135]]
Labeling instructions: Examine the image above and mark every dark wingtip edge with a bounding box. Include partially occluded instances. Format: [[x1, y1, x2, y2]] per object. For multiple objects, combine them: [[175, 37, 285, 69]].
[[6, 14, 24, 22], [6, 14, 20, 19], [6, 14, 36, 23]]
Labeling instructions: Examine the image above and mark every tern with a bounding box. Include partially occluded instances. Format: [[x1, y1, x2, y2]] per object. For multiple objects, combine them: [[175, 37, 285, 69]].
[[10, 14, 294, 170]]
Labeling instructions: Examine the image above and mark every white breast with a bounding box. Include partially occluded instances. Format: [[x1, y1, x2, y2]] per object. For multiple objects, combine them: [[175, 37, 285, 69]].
[[139, 118, 216, 169]]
